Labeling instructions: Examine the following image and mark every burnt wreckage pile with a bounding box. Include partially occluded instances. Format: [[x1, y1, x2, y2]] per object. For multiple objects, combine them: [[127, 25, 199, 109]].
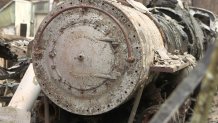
[[0, 37, 30, 97], [0, 0, 217, 123]]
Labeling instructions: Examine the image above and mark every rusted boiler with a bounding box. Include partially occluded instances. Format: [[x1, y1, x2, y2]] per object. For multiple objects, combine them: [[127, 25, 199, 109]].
[[31, 0, 216, 122]]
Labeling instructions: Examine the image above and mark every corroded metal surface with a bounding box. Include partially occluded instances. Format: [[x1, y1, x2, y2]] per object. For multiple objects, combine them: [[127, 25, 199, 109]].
[[32, 0, 164, 115], [150, 49, 196, 73], [151, 7, 205, 60]]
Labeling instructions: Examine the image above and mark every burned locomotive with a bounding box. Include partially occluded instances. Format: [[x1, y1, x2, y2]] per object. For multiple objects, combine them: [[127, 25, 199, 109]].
[[28, 0, 217, 122]]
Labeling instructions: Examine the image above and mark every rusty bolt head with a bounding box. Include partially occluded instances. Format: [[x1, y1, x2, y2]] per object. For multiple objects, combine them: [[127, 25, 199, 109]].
[[49, 51, 56, 58], [127, 57, 135, 63], [78, 54, 85, 61]]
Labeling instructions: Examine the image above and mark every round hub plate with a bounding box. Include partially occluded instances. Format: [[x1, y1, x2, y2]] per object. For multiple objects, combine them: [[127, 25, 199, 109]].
[[54, 26, 115, 91]]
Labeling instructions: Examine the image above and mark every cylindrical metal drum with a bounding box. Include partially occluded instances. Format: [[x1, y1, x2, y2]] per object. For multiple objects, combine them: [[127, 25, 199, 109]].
[[32, 0, 165, 115]]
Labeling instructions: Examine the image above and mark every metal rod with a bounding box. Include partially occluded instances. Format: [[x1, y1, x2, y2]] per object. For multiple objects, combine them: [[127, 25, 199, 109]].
[[44, 96, 50, 123], [128, 79, 147, 123]]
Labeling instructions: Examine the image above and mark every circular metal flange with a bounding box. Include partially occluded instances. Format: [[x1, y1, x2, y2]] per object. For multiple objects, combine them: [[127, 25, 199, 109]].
[[32, 0, 163, 115]]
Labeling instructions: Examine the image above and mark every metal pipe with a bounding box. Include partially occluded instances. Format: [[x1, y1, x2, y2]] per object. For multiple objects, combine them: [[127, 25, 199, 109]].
[[128, 82, 146, 123], [8, 64, 41, 111], [44, 96, 50, 123]]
